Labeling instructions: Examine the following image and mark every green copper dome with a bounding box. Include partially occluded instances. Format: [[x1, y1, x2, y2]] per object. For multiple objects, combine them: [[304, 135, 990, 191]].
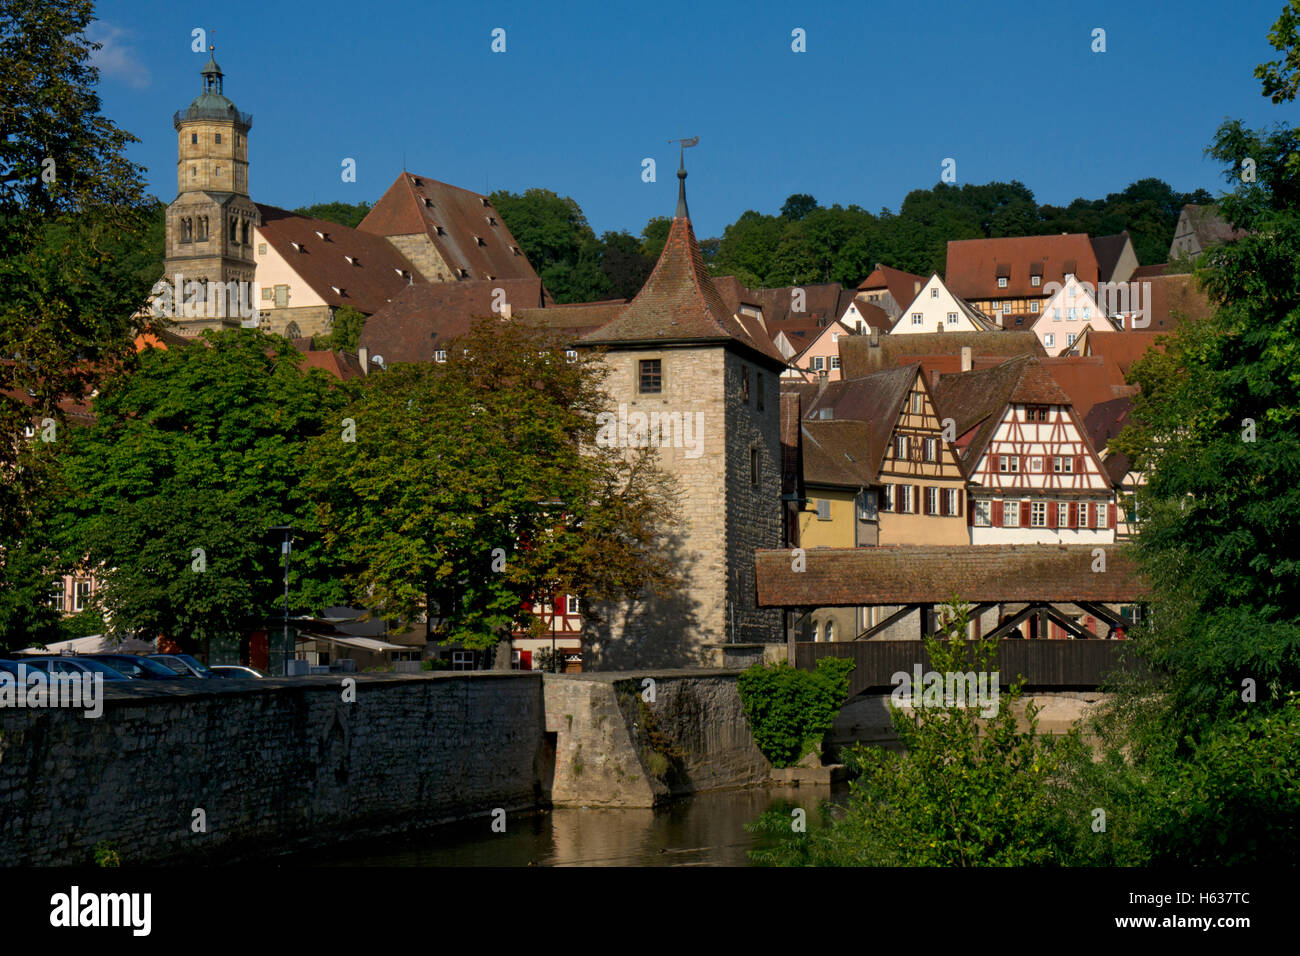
[[173, 48, 252, 130]]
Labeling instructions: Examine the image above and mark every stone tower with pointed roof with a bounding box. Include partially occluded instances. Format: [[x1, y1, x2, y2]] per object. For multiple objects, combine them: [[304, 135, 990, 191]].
[[163, 49, 259, 333], [580, 159, 787, 667]]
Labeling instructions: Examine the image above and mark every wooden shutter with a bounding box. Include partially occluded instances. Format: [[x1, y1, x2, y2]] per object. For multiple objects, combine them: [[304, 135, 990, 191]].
[[1108, 502, 1116, 529], [992, 500, 1003, 526], [1068, 501, 1078, 528], [1074, 455, 1085, 475], [922, 487, 930, 515], [967, 495, 974, 525], [1047, 500, 1058, 529], [1020, 501, 1031, 526]]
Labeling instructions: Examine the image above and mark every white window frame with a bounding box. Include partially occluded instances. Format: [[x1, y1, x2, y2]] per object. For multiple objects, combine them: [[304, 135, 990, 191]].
[[1054, 456, 1073, 474], [946, 311, 958, 325], [1003, 302, 1011, 314], [811, 356, 825, 371], [973, 499, 991, 526], [945, 488, 959, 517], [895, 435, 909, 460], [1067, 333, 1077, 347], [1030, 301, 1039, 313], [566, 595, 580, 615], [911, 312, 923, 326], [1031, 501, 1047, 527], [816, 499, 831, 520], [1031, 275, 1041, 287], [1095, 502, 1107, 529], [73, 580, 91, 613], [931, 287, 939, 298], [1058, 502, 1069, 528], [830, 355, 841, 370], [1003, 501, 1020, 527], [899, 484, 914, 514], [926, 486, 939, 515], [1044, 333, 1054, 348], [997, 277, 1008, 288], [435, 349, 447, 363]]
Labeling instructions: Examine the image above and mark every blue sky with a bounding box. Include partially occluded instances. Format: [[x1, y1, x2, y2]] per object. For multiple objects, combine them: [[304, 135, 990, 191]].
[[91, 0, 1295, 238]]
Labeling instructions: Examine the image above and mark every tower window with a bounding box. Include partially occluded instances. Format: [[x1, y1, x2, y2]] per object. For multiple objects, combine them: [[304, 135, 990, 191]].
[[191, 133, 197, 144], [215, 133, 222, 144], [750, 448, 760, 486], [242, 222, 250, 245], [191, 166, 197, 177]]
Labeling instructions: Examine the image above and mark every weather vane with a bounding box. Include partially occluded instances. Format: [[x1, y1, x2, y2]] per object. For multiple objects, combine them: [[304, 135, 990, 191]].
[[669, 136, 699, 164]]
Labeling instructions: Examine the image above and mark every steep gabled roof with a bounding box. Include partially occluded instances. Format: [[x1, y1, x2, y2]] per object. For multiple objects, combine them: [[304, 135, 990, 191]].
[[804, 364, 918, 475], [839, 330, 1044, 380], [932, 356, 1073, 472], [1179, 204, 1249, 249], [945, 234, 1100, 300], [801, 419, 876, 487], [842, 298, 892, 333], [255, 203, 424, 314], [1090, 232, 1131, 283], [580, 169, 786, 367], [857, 264, 927, 308], [1071, 329, 1168, 378], [357, 172, 539, 281]]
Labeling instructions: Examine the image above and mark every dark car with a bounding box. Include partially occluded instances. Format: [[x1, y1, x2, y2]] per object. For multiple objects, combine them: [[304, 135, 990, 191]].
[[21, 657, 132, 681], [147, 653, 215, 678], [82, 654, 196, 680], [209, 665, 266, 679]]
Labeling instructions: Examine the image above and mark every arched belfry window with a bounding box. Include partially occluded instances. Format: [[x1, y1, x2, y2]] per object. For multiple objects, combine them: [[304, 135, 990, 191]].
[[197, 216, 208, 241], [180, 218, 193, 242]]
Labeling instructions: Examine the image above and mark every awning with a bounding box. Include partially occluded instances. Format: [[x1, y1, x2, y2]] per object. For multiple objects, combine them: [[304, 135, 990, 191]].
[[13, 634, 157, 656], [296, 633, 408, 652]]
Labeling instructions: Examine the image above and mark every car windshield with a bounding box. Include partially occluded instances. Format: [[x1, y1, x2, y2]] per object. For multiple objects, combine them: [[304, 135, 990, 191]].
[[173, 654, 213, 676], [62, 658, 131, 680], [98, 656, 186, 678], [24, 658, 129, 680], [149, 657, 189, 675]]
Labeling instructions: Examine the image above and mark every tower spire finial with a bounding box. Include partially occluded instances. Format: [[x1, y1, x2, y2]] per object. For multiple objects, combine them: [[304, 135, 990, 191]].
[[669, 136, 698, 219]]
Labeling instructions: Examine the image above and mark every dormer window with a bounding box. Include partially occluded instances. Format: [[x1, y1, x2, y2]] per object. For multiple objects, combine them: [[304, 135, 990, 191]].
[[409, 175, 420, 185], [345, 255, 357, 265], [1031, 275, 1041, 287], [997, 277, 1008, 288], [434, 225, 446, 235], [315, 230, 329, 241], [486, 216, 498, 226], [457, 268, 469, 278], [473, 235, 485, 246], [423, 198, 434, 207], [331, 286, 345, 296], [480, 197, 490, 207], [511, 245, 521, 255], [290, 241, 303, 252], [394, 268, 408, 278]]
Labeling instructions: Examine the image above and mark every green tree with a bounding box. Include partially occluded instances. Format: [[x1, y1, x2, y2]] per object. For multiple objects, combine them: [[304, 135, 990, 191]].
[[0, 0, 156, 536], [317, 305, 366, 351], [59, 330, 355, 652], [306, 318, 680, 662], [780, 193, 818, 220], [293, 201, 372, 229]]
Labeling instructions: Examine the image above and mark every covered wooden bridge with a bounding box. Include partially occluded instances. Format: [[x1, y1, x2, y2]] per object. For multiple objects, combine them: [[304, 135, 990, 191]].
[[754, 544, 1151, 694]]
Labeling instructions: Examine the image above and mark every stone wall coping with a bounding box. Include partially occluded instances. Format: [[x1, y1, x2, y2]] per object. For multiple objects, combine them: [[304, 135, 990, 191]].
[[542, 668, 747, 683], [87, 670, 540, 706]]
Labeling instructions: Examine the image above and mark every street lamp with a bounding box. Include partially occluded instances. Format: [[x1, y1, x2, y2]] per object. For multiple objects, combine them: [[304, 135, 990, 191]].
[[269, 525, 293, 674]]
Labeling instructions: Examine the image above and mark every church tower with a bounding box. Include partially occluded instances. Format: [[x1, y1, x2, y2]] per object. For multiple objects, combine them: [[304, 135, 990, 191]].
[[164, 48, 259, 333]]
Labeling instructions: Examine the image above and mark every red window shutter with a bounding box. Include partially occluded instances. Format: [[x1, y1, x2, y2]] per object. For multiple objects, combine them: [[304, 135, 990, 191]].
[[967, 495, 974, 525], [1020, 501, 1031, 526], [922, 487, 930, 515], [1068, 501, 1078, 528], [1074, 455, 1084, 474], [1048, 501, 1058, 529], [937, 489, 946, 516], [992, 500, 1003, 525], [1108, 502, 1116, 529], [913, 485, 921, 514]]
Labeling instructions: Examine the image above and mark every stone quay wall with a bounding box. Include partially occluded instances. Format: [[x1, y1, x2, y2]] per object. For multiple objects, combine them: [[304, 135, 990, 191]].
[[0, 672, 543, 866]]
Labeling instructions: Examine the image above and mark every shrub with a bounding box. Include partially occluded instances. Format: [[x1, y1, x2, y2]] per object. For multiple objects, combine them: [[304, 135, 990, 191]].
[[738, 657, 854, 767]]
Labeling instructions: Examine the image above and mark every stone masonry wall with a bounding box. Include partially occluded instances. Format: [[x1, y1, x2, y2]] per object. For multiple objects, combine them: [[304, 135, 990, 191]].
[[543, 671, 771, 808], [0, 672, 543, 866]]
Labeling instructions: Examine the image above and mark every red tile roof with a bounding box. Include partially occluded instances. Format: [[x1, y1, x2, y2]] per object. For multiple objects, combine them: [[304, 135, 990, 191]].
[[839, 330, 1044, 380], [801, 419, 876, 487], [803, 364, 918, 476], [946, 234, 1099, 301], [1038, 355, 1135, 422], [581, 197, 786, 366], [357, 172, 539, 282], [358, 278, 548, 365], [1138, 272, 1214, 331], [755, 544, 1148, 607], [1074, 330, 1170, 378], [256, 203, 424, 314], [857, 264, 927, 308]]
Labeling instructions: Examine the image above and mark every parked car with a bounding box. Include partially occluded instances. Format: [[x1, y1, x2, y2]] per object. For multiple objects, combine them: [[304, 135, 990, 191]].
[[82, 654, 195, 680], [146, 653, 215, 678], [21, 657, 132, 681], [209, 665, 266, 679], [0, 659, 30, 677]]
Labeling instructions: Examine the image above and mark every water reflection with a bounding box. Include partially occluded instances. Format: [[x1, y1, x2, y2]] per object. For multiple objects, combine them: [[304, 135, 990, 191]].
[[305, 784, 848, 867]]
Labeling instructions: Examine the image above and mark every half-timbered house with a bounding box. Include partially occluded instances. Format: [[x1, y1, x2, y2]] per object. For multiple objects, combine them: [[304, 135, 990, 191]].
[[933, 355, 1117, 546]]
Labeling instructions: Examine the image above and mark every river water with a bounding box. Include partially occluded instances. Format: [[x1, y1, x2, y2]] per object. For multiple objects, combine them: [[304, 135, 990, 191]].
[[300, 784, 847, 867]]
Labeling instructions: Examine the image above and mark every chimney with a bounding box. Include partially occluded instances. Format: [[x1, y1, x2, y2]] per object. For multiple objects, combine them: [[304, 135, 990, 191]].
[[936, 322, 943, 334], [961, 346, 972, 372], [358, 346, 369, 375], [816, 369, 829, 396]]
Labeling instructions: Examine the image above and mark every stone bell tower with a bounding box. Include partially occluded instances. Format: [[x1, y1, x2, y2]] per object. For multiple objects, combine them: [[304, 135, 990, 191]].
[[163, 47, 259, 333]]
